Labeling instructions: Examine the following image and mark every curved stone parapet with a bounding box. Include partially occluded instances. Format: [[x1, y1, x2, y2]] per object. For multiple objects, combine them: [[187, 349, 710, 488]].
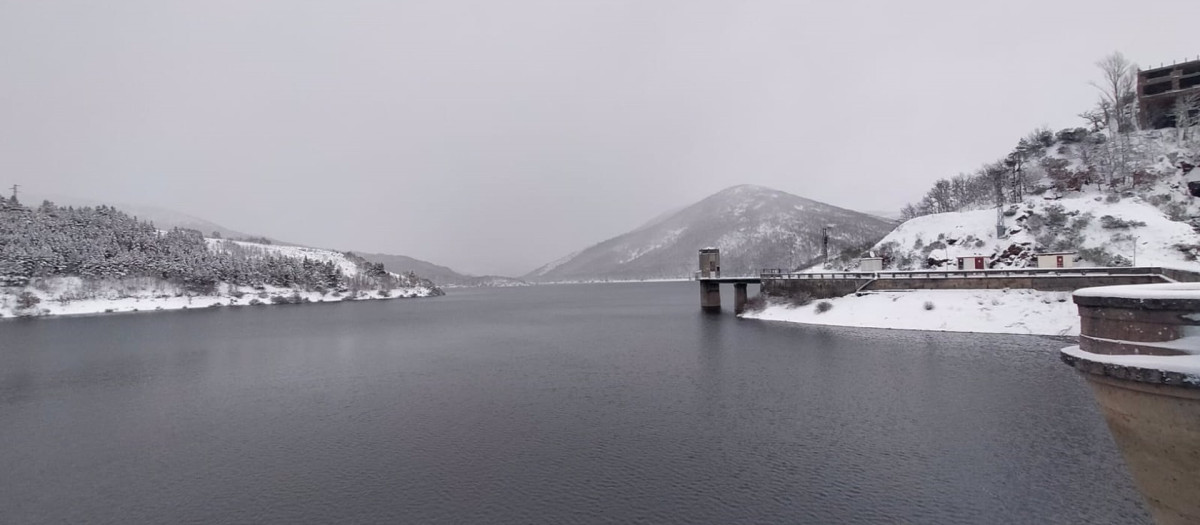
[[1062, 283, 1200, 525], [1060, 347, 1200, 387]]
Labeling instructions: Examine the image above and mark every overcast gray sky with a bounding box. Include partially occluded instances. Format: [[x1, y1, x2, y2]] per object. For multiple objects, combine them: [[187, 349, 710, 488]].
[[2, 1, 1198, 275]]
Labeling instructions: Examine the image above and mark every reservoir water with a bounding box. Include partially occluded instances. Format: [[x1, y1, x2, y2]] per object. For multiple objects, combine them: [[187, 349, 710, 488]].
[[0, 282, 1150, 523]]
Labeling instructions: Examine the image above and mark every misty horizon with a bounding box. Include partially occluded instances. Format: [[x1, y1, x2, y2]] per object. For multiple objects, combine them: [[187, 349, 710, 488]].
[[3, 1, 1198, 275]]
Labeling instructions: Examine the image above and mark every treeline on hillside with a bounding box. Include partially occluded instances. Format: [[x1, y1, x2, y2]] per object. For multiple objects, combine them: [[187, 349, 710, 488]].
[[0, 197, 434, 294], [902, 52, 1200, 220], [901, 127, 1104, 218]]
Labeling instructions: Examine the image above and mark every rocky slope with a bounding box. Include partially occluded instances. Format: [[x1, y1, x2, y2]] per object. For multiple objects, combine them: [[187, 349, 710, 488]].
[[854, 129, 1200, 272]]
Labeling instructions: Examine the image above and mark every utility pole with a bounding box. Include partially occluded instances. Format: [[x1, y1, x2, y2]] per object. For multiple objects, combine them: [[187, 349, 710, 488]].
[[821, 226, 830, 264], [1133, 235, 1138, 267], [9, 184, 18, 202]]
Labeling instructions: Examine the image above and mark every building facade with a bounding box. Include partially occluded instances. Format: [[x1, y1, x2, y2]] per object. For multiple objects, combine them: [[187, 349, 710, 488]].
[[859, 257, 883, 272], [1035, 252, 1077, 269], [957, 256, 987, 270], [698, 248, 720, 279], [1137, 58, 1200, 129]]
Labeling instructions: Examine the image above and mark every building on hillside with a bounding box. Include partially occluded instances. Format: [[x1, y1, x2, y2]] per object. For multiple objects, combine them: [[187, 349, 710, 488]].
[[859, 257, 883, 272], [957, 255, 987, 271], [1035, 252, 1077, 269], [1137, 57, 1200, 129]]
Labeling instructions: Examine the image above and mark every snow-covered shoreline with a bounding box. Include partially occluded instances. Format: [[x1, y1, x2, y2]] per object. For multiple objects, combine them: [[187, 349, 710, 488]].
[[742, 289, 1079, 336], [1, 213, 444, 321], [0, 278, 439, 320]]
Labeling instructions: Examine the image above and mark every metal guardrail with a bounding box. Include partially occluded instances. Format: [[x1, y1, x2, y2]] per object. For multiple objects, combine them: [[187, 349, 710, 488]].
[[759, 270, 876, 280], [759, 266, 1197, 281], [693, 272, 763, 282]]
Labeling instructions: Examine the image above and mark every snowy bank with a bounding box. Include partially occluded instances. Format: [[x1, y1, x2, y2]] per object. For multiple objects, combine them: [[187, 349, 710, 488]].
[[743, 289, 1078, 336], [0, 277, 437, 319], [1, 238, 442, 320]]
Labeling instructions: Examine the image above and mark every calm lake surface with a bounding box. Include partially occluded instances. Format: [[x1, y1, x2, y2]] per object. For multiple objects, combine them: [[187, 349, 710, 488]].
[[1, 282, 1149, 524]]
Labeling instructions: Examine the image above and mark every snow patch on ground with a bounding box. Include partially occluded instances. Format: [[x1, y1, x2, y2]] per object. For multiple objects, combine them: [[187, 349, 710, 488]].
[[207, 239, 363, 276], [743, 289, 1078, 336]]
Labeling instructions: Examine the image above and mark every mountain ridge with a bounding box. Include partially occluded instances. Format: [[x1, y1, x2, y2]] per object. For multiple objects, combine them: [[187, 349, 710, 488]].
[[23, 192, 521, 287], [525, 184, 896, 281], [354, 251, 527, 287]]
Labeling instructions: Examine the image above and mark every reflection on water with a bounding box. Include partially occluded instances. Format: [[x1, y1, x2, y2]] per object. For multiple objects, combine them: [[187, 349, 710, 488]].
[[0, 282, 1149, 524]]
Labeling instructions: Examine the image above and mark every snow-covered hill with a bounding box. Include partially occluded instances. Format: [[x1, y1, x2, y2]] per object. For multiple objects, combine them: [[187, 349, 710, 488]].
[[525, 185, 896, 282], [869, 195, 1200, 271], [851, 131, 1200, 272], [749, 123, 1200, 335], [25, 193, 518, 287], [747, 188, 1199, 336], [1, 200, 443, 319], [24, 192, 269, 242], [2, 238, 443, 318]]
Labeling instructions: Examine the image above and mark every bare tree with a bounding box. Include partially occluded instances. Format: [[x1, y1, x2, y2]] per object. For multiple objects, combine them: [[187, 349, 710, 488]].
[[1167, 92, 1200, 145], [1076, 137, 1099, 189], [1004, 148, 1027, 202], [949, 175, 971, 210], [1078, 105, 1107, 133], [1089, 53, 1137, 184], [1091, 52, 1138, 134], [928, 179, 954, 213]]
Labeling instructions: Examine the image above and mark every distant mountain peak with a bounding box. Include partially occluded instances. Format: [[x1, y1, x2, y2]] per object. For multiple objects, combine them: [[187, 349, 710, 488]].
[[708, 184, 792, 201], [719, 183, 777, 193], [525, 185, 896, 281]]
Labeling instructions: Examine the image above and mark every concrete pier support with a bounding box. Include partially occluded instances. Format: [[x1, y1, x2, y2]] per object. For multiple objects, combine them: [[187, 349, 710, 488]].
[[1060, 283, 1200, 525], [700, 281, 721, 313], [733, 283, 748, 314]]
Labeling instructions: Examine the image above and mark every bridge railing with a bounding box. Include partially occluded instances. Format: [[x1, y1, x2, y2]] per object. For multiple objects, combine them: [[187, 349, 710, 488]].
[[760, 269, 876, 280], [760, 266, 1191, 281]]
